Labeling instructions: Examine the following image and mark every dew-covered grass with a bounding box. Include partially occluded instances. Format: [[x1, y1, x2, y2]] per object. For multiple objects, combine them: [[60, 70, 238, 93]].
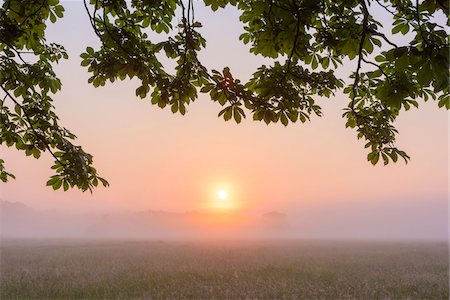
[[0, 239, 448, 299]]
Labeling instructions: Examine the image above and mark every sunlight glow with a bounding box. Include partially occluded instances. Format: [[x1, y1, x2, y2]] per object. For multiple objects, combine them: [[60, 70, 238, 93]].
[[217, 190, 228, 200], [201, 180, 242, 213]]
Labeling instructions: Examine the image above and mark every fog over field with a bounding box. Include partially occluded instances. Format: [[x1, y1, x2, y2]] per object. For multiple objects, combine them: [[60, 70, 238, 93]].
[[1, 199, 447, 241]]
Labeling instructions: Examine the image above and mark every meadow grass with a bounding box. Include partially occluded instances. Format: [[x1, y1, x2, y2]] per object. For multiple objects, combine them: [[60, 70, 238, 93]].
[[0, 239, 448, 299]]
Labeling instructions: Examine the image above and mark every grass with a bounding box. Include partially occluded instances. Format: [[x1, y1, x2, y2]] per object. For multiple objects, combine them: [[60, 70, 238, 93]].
[[0, 239, 448, 299]]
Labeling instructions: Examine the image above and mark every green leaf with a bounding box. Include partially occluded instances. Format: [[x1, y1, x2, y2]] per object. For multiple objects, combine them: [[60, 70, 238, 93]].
[[200, 85, 214, 93], [171, 103, 178, 113], [417, 64, 433, 86], [233, 106, 242, 123], [395, 54, 409, 70], [321, 57, 329, 69], [49, 11, 57, 23], [52, 179, 62, 190], [81, 59, 90, 67], [14, 105, 21, 115], [392, 24, 403, 34], [367, 151, 380, 165], [46, 176, 59, 186], [223, 108, 232, 121], [99, 177, 109, 187], [179, 103, 186, 115], [280, 113, 288, 126], [63, 181, 69, 191], [311, 55, 318, 70], [375, 55, 385, 62], [389, 150, 398, 162]]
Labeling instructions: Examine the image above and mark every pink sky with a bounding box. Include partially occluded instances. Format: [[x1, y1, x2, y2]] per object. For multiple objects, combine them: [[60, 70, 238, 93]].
[[1, 2, 448, 239]]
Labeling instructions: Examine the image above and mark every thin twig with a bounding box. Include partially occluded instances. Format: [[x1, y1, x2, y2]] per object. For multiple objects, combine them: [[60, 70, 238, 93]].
[[362, 58, 390, 78], [374, 0, 397, 17], [83, 0, 103, 41], [370, 32, 398, 48]]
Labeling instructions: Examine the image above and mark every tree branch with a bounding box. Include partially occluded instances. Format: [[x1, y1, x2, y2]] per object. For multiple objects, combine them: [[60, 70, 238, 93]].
[[415, 0, 429, 46], [351, 0, 369, 112], [0, 39, 30, 65], [1, 85, 65, 168], [18, 0, 48, 28], [283, 11, 302, 80], [83, 0, 104, 43]]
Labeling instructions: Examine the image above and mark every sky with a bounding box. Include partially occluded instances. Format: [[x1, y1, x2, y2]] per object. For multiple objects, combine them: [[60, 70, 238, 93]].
[[1, 1, 448, 240]]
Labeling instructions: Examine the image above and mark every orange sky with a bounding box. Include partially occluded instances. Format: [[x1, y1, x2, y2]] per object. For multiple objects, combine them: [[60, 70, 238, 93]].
[[1, 2, 448, 239]]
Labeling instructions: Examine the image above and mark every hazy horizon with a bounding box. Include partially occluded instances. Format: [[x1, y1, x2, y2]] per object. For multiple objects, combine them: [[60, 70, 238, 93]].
[[1, 198, 447, 241]]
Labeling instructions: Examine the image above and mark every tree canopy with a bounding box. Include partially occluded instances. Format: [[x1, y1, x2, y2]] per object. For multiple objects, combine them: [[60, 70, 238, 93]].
[[1, 0, 448, 191]]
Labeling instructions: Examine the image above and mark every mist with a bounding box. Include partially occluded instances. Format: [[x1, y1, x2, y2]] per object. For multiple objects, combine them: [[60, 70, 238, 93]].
[[1, 198, 447, 241]]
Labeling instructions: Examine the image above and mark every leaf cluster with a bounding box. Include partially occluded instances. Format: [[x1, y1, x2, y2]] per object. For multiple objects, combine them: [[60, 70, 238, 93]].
[[1, 0, 108, 191]]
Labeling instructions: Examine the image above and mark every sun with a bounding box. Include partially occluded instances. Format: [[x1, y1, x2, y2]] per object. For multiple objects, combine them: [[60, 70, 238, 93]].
[[203, 182, 240, 212], [217, 190, 228, 201]]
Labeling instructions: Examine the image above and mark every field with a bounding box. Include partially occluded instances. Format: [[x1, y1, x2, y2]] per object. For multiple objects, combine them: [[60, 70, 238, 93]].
[[0, 239, 448, 299]]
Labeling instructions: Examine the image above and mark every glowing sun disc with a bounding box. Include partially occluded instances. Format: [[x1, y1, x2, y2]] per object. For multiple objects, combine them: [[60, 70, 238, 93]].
[[217, 190, 228, 200]]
